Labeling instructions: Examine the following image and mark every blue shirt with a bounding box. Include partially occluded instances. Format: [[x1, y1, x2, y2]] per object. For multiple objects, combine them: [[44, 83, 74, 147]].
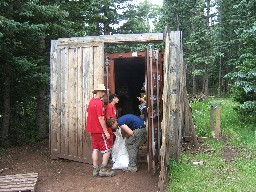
[[117, 114, 145, 130]]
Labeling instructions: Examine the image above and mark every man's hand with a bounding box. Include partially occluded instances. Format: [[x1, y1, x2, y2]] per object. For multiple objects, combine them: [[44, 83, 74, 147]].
[[98, 116, 110, 139]]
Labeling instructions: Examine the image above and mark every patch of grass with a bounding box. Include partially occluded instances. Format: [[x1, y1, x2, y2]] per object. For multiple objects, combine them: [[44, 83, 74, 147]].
[[167, 98, 256, 192]]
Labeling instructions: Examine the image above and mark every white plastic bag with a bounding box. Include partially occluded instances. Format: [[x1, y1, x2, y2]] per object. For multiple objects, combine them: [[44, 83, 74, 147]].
[[111, 128, 129, 169]]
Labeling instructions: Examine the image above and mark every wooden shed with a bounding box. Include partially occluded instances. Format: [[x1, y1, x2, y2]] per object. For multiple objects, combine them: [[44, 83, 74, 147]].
[[50, 30, 192, 191]]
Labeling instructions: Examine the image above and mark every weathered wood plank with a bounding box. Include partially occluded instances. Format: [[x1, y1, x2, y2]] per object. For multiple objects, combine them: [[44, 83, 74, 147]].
[[169, 31, 178, 160], [62, 47, 69, 156], [158, 29, 170, 192], [50, 40, 59, 159], [68, 48, 74, 157], [68, 48, 78, 157], [173, 31, 183, 160], [0, 173, 38, 192], [59, 47, 65, 156], [77, 47, 83, 160], [83, 46, 93, 162], [93, 43, 104, 87], [210, 105, 215, 137], [159, 30, 184, 192], [58, 33, 163, 45], [215, 106, 221, 138], [56, 44, 62, 157]]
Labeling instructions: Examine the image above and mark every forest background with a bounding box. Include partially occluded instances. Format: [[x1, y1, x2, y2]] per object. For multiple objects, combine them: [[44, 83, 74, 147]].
[[0, 0, 255, 154]]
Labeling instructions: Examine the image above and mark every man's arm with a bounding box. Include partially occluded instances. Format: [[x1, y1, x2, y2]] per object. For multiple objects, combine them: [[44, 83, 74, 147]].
[[120, 124, 133, 137], [98, 116, 110, 139]]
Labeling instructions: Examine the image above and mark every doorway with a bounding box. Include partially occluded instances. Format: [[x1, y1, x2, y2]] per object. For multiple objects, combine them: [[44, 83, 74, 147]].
[[105, 51, 147, 117], [105, 49, 164, 171], [114, 57, 146, 117]]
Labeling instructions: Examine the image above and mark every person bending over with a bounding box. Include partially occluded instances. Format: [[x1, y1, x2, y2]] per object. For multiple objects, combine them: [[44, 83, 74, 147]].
[[106, 114, 147, 172]]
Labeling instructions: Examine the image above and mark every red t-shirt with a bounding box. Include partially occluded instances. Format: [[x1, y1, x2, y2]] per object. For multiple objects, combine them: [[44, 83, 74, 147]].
[[105, 103, 117, 119], [105, 103, 117, 144], [86, 98, 105, 133]]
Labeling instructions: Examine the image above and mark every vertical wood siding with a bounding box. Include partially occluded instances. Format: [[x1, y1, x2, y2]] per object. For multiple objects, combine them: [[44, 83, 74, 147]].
[[50, 41, 104, 163], [159, 31, 185, 191]]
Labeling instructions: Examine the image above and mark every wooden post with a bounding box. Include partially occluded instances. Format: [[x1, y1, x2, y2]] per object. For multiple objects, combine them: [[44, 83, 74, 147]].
[[210, 104, 221, 139], [210, 105, 215, 138], [215, 106, 221, 138]]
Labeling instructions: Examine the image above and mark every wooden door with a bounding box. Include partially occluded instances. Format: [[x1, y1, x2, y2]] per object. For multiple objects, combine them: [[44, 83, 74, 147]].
[[158, 30, 184, 191], [50, 40, 104, 163], [146, 48, 164, 172]]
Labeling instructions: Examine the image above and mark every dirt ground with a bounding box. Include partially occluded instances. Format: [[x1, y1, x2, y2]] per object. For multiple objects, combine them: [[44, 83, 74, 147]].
[[0, 140, 160, 192]]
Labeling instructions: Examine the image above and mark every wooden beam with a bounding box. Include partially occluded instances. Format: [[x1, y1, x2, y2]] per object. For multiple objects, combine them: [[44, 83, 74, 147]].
[[58, 33, 163, 45], [210, 105, 215, 137], [0, 173, 38, 192], [215, 106, 221, 138], [106, 51, 146, 59]]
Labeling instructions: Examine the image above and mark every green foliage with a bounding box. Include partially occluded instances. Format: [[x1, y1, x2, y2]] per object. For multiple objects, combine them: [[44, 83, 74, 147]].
[[159, 0, 220, 95], [218, 0, 256, 115], [0, 0, 79, 146], [9, 98, 40, 146], [168, 98, 256, 191], [161, 0, 256, 108], [80, 0, 134, 35], [117, 0, 161, 34], [191, 97, 255, 137], [191, 99, 212, 137], [106, 0, 163, 53]]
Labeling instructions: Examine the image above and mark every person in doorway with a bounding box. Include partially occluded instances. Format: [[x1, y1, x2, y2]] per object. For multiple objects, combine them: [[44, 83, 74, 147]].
[[85, 84, 115, 177], [137, 95, 147, 121], [106, 114, 147, 172], [105, 94, 119, 146], [105, 94, 119, 119]]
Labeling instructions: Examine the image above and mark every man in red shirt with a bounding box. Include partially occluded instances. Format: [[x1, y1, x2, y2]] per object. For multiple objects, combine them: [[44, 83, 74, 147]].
[[105, 94, 119, 144], [105, 94, 119, 119], [86, 84, 115, 177]]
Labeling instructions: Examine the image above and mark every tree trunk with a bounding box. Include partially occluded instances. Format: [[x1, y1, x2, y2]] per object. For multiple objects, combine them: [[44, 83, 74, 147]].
[[204, 64, 209, 97], [1, 71, 11, 146], [204, 0, 210, 97], [218, 56, 222, 97], [37, 25, 47, 139], [192, 64, 196, 96], [37, 87, 47, 139]]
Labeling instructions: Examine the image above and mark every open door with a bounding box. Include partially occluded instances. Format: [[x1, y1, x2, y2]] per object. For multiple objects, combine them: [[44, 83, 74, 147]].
[[50, 40, 104, 163], [146, 48, 164, 172]]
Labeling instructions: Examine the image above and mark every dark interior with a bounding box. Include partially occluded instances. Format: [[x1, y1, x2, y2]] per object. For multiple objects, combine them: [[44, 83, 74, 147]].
[[114, 57, 146, 117]]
